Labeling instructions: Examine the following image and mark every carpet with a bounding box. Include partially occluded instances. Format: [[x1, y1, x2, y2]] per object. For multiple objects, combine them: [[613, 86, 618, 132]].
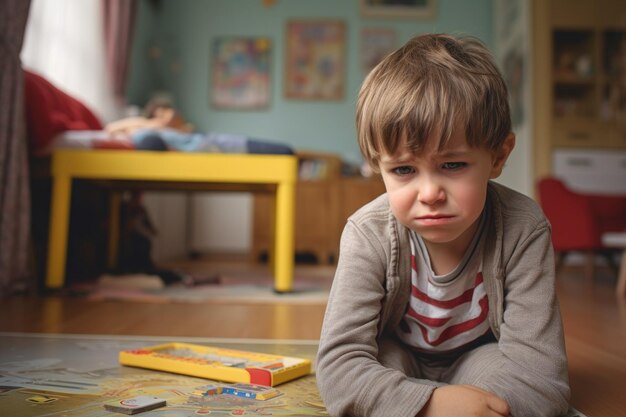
[[68, 265, 334, 304]]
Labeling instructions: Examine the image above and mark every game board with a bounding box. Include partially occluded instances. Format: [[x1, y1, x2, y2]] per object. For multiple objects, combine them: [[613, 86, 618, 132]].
[[0, 332, 587, 417], [0, 333, 326, 416]]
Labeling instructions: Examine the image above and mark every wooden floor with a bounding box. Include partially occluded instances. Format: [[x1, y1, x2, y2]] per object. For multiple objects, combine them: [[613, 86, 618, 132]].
[[1, 259, 625, 417]]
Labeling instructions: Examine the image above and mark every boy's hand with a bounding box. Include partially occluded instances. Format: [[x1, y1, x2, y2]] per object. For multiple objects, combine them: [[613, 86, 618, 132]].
[[418, 384, 510, 417]]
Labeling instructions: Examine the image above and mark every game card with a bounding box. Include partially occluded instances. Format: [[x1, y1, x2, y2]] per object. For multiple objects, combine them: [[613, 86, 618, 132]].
[[104, 396, 166, 415]]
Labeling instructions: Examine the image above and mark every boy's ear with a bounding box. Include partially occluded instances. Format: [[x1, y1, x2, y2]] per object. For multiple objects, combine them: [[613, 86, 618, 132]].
[[490, 133, 516, 178]]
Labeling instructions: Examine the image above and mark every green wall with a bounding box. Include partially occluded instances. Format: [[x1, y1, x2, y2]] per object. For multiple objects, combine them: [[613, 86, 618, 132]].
[[127, 0, 493, 164]]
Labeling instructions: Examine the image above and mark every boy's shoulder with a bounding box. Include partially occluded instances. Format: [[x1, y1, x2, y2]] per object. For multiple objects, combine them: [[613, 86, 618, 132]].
[[348, 192, 391, 223], [488, 181, 547, 226], [342, 193, 397, 238]]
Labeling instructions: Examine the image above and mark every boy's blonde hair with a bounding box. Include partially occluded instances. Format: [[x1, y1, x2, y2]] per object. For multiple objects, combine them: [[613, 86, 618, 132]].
[[357, 33, 512, 170]]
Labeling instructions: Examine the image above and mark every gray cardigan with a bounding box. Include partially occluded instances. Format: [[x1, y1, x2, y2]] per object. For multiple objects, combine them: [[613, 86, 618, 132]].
[[316, 181, 570, 417]]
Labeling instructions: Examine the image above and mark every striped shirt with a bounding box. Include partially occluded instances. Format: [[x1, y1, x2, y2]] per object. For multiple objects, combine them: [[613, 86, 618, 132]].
[[397, 212, 490, 353]]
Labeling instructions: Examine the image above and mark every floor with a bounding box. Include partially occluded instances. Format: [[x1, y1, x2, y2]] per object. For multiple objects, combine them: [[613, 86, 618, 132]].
[[0, 333, 324, 417], [1, 257, 625, 417]]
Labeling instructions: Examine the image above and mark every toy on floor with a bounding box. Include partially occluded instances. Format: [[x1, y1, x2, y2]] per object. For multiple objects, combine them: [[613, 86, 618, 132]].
[[189, 383, 282, 402], [119, 342, 311, 386], [103, 395, 166, 415]]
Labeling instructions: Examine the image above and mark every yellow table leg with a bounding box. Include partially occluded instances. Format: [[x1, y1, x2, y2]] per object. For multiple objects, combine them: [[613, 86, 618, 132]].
[[46, 175, 72, 289], [273, 181, 295, 292]]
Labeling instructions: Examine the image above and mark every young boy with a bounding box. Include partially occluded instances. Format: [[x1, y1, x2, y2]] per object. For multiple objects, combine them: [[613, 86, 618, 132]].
[[316, 34, 570, 417]]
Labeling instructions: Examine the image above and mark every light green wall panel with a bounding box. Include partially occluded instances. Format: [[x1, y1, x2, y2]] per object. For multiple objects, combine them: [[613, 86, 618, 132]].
[[127, 0, 493, 163]]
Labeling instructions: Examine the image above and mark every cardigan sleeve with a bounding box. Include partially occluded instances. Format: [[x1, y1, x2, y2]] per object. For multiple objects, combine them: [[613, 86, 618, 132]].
[[316, 219, 435, 417], [475, 220, 571, 417]]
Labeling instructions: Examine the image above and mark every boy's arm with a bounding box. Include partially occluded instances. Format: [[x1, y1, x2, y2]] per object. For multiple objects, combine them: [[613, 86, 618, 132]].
[[474, 222, 570, 417], [316, 220, 435, 417]]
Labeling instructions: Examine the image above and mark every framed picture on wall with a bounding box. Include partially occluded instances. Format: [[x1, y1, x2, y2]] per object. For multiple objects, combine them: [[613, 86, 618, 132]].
[[360, 28, 396, 74], [211, 37, 271, 109], [360, 0, 437, 19], [285, 19, 346, 100]]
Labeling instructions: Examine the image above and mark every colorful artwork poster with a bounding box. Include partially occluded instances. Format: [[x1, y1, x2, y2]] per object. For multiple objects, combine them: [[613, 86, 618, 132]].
[[211, 37, 271, 110], [285, 20, 346, 100], [360, 28, 396, 74]]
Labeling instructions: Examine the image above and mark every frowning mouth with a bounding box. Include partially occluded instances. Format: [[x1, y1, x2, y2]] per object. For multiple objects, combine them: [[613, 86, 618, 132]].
[[417, 214, 453, 220], [415, 215, 455, 225]]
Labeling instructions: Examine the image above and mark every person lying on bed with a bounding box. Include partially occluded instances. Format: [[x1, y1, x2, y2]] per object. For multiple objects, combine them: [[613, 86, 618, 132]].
[[105, 97, 293, 155], [105, 96, 195, 136]]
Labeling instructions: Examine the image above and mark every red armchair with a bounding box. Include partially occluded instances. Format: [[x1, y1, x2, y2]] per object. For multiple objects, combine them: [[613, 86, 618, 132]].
[[537, 176, 626, 279]]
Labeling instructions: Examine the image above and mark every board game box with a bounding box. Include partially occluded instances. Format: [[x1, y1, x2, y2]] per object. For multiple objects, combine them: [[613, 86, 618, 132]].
[[119, 342, 311, 386]]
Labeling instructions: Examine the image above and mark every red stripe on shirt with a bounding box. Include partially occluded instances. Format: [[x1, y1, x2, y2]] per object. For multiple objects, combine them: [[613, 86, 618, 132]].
[[410, 272, 483, 309], [407, 308, 451, 327], [416, 295, 489, 346]]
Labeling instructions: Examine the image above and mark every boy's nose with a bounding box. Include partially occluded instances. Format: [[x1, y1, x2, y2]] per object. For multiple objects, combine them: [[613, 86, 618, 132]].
[[417, 179, 445, 205]]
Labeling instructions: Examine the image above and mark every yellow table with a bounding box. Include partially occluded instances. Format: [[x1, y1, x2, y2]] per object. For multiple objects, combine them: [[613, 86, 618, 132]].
[[46, 149, 298, 292]]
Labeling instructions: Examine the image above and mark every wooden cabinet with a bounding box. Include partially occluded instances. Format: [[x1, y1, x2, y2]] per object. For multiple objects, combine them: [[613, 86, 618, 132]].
[[251, 152, 385, 264], [336, 176, 386, 231], [532, 0, 626, 184], [551, 26, 625, 148]]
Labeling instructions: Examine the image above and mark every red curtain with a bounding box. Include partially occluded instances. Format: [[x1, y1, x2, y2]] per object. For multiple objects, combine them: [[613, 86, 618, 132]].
[[102, 0, 138, 105]]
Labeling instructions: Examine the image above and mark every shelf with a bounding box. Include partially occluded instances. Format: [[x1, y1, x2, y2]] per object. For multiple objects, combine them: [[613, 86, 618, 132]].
[[533, 0, 626, 190], [553, 75, 595, 84], [549, 22, 625, 140]]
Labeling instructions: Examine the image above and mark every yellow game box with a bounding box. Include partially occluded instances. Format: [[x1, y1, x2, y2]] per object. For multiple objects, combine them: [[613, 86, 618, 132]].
[[119, 343, 311, 386]]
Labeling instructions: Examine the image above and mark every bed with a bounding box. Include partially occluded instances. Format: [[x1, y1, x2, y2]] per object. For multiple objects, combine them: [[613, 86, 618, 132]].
[[25, 70, 299, 293]]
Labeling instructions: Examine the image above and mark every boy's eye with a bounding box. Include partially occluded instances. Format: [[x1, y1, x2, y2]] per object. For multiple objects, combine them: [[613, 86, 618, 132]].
[[441, 162, 467, 170], [392, 166, 415, 176]]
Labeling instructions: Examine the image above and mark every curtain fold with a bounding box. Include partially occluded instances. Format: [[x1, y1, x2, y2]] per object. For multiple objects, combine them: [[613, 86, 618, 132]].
[[102, 0, 138, 106], [0, 0, 32, 296]]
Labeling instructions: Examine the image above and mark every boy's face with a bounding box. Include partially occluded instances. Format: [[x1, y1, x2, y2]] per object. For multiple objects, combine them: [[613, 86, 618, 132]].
[[378, 130, 514, 253]]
